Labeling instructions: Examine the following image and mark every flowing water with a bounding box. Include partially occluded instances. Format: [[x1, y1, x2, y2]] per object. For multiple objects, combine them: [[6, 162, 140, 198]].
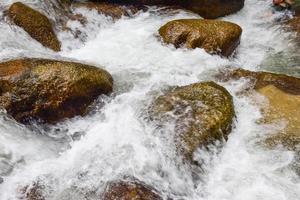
[[0, 0, 299, 199]]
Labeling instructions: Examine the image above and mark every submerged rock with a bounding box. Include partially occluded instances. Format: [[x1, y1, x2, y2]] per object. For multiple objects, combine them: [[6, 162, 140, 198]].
[[151, 82, 235, 160], [8, 2, 61, 52], [21, 182, 45, 200], [0, 59, 113, 124], [287, 16, 300, 36], [159, 19, 242, 56], [91, 0, 245, 19], [102, 179, 162, 200], [72, 2, 141, 20], [219, 68, 300, 151]]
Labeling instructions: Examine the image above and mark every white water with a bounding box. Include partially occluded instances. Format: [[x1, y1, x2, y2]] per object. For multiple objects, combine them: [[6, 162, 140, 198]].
[[0, 0, 299, 199]]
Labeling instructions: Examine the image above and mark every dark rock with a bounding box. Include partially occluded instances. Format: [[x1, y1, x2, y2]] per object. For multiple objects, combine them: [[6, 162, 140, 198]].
[[182, 0, 245, 19], [91, 0, 245, 19], [21, 182, 45, 200], [102, 180, 162, 200], [0, 59, 113, 124]]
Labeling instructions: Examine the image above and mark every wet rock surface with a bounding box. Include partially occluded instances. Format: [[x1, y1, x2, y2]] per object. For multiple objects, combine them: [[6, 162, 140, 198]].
[[91, 0, 245, 19], [0, 58, 113, 124], [102, 179, 162, 200], [8, 2, 61, 51], [21, 182, 45, 200], [219, 68, 300, 151], [217, 68, 300, 175], [159, 19, 242, 56], [151, 82, 235, 160], [72, 2, 141, 20]]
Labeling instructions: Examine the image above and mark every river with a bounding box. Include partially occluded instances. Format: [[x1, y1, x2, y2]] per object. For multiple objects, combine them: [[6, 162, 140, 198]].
[[0, 0, 299, 199]]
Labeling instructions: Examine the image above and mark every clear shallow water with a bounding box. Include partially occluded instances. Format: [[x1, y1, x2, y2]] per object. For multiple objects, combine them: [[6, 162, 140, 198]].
[[0, 0, 299, 199]]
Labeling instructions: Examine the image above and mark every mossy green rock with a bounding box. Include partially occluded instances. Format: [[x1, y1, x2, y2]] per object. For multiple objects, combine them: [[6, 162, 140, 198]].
[[102, 180, 162, 200], [8, 2, 61, 51], [0, 59, 113, 124], [159, 19, 242, 56], [151, 82, 235, 160]]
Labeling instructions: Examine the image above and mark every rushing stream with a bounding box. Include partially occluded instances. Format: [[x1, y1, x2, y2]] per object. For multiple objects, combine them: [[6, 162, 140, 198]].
[[0, 0, 300, 199]]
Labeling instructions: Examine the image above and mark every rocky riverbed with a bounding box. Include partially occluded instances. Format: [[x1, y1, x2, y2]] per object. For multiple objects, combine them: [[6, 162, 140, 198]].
[[0, 0, 299, 199]]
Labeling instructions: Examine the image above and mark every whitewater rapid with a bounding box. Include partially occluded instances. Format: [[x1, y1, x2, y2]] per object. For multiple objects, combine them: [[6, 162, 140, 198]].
[[0, 0, 299, 199]]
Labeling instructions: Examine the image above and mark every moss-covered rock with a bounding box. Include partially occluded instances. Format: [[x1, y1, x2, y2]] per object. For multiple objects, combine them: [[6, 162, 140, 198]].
[[159, 19, 242, 56], [219, 68, 300, 151], [102, 180, 162, 200], [8, 2, 61, 51], [91, 0, 245, 19], [151, 82, 235, 160], [72, 2, 141, 20], [0, 59, 113, 124]]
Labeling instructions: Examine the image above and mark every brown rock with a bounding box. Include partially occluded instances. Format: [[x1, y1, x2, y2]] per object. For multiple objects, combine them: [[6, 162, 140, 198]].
[[0, 59, 113, 124], [72, 2, 141, 19], [151, 82, 235, 160], [8, 2, 61, 52], [91, 0, 245, 19], [218, 68, 300, 151], [159, 19, 242, 56], [21, 182, 45, 200], [182, 0, 245, 19], [102, 180, 162, 200], [287, 16, 300, 36]]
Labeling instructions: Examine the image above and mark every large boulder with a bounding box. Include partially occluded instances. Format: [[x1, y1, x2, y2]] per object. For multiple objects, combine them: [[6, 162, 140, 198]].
[[102, 180, 162, 200], [219, 68, 300, 151], [0, 59, 113, 124], [91, 0, 245, 19], [159, 19, 242, 57], [151, 82, 235, 160], [8, 2, 61, 52], [182, 0, 245, 19]]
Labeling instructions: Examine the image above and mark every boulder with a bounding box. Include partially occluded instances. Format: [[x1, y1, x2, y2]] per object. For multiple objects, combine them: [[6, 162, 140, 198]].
[[8, 2, 61, 52], [159, 19, 242, 56], [0, 59, 113, 124], [102, 180, 162, 200], [182, 0, 245, 19], [151, 82, 235, 160], [91, 0, 245, 19], [219, 68, 300, 151]]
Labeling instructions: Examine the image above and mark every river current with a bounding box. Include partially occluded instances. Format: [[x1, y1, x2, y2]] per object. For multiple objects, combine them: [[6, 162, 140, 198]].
[[0, 0, 299, 199]]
